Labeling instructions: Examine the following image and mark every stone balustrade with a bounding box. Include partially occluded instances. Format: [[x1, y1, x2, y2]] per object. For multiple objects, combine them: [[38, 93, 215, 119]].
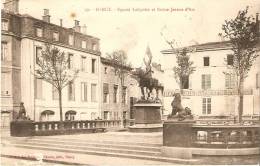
[[11, 120, 122, 136]]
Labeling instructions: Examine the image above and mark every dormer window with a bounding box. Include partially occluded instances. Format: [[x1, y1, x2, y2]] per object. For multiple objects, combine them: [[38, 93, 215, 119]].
[[53, 32, 59, 41], [69, 35, 74, 46], [36, 27, 43, 37], [1, 19, 8, 31], [82, 41, 86, 49], [92, 43, 98, 51]]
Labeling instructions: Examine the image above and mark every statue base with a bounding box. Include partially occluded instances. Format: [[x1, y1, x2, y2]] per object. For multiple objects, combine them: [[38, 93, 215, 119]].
[[129, 103, 162, 132]]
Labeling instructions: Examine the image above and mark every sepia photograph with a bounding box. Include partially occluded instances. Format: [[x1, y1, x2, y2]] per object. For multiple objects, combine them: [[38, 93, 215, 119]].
[[1, 0, 260, 165]]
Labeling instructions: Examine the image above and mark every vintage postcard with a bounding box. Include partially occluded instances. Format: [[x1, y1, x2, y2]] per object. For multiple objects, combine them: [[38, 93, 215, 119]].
[[1, 0, 260, 165]]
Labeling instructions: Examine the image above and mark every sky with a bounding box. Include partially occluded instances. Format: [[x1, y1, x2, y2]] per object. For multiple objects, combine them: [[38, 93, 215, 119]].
[[5, 0, 260, 67]]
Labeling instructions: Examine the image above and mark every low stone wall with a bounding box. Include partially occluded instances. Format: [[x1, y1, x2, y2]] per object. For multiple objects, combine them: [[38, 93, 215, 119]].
[[10, 120, 122, 137], [162, 120, 260, 159]]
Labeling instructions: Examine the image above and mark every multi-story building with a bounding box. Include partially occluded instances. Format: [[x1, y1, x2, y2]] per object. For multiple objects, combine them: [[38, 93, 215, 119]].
[[161, 22, 260, 117], [100, 57, 140, 120], [1, 0, 101, 124]]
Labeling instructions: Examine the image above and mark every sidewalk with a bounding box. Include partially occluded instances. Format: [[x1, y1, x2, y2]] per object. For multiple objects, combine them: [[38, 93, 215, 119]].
[[1, 146, 175, 165]]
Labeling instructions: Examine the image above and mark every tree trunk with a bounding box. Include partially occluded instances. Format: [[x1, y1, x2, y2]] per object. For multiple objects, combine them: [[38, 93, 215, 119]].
[[238, 79, 244, 124], [238, 95, 243, 123], [58, 88, 63, 122]]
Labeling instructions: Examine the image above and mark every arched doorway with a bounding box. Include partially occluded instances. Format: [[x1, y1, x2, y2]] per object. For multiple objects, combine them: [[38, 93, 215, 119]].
[[40, 110, 55, 121], [65, 110, 76, 121]]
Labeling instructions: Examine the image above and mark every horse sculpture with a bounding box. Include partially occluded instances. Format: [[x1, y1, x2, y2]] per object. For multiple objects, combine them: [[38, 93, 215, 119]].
[[169, 93, 193, 121]]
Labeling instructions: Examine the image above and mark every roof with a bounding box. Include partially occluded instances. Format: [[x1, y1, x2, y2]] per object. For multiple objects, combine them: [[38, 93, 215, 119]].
[[101, 57, 132, 70], [161, 41, 233, 54], [2, 9, 100, 41]]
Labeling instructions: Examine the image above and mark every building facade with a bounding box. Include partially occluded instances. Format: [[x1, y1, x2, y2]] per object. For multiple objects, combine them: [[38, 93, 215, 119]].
[[161, 40, 260, 117], [1, 1, 102, 124], [100, 57, 141, 120]]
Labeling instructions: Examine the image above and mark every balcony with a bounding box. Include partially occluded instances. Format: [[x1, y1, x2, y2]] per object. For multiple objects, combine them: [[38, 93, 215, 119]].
[[163, 89, 253, 97]]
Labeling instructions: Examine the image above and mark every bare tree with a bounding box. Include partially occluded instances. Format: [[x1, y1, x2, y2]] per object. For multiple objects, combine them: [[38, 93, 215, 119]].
[[161, 31, 196, 94], [35, 44, 79, 121], [220, 7, 259, 123]]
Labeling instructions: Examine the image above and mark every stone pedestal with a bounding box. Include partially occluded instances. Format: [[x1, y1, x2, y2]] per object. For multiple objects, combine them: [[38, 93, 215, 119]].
[[129, 103, 162, 132], [10, 120, 34, 137], [162, 120, 195, 159]]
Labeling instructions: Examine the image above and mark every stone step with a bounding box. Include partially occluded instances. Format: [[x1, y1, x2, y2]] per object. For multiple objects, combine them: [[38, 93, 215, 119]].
[[5, 143, 196, 164], [23, 136, 162, 147], [10, 140, 161, 157], [18, 138, 161, 152]]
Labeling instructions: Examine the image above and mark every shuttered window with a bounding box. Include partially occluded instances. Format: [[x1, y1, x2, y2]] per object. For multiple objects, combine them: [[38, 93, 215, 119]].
[[91, 84, 97, 102], [103, 83, 109, 103], [201, 74, 211, 90], [225, 74, 235, 89], [81, 82, 87, 102]]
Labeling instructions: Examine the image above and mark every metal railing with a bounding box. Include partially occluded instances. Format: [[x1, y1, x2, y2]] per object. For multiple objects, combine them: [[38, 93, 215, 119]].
[[192, 124, 260, 148]]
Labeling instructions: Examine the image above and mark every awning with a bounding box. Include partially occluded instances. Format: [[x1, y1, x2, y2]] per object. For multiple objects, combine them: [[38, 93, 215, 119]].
[[65, 110, 77, 115], [41, 110, 55, 115]]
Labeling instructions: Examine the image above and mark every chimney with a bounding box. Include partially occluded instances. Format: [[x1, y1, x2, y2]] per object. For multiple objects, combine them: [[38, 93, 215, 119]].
[[81, 24, 87, 34], [60, 19, 63, 27], [4, 0, 19, 14], [42, 9, 50, 23], [73, 20, 81, 33]]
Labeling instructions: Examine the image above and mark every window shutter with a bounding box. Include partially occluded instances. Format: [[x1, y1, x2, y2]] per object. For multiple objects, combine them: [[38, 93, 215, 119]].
[[202, 75, 205, 89], [189, 75, 192, 89], [225, 74, 229, 88], [207, 75, 211, 89], [103, 83, 109, 93]]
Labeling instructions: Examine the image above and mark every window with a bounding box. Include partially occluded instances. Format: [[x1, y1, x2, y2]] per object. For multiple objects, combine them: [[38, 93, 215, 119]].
[[68, 81, 75, 101], [35, 47, 42, 65], [81, 41, 86, 49], [104, 67, 108, 74], [122, 86, 127, 104], [104, 111, 109, 120], [91, 83, 97, 102], [81, 56, 87, 72], [52, 85, 59, 100], [69, 35, 74, 45], [257, 73, 260, 88], [92, 43, 97, 51], [81, 82, 87, 102], [91, 112, 96, 120], [1, 42, 8, 61], [203, 57, 209, 66], [113, 85, 118, 103], [91, 59, 96, 73], [40, 110, 54, 122], [202, 98, 211, 115], [201, 74, 211, 90], [1, 72, 11, 95], [53, 32, 59, 41], [227, 55, 234, 65], [68, 54, 73, 69], [181, 76, 189, 89], [225, 73, 235, 89], [65, 111, 76, 121], [36, 27, 43, 37], [103, 83, 109, 103], [1, 19, 8, 31], [35, 78, 43, 99]]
